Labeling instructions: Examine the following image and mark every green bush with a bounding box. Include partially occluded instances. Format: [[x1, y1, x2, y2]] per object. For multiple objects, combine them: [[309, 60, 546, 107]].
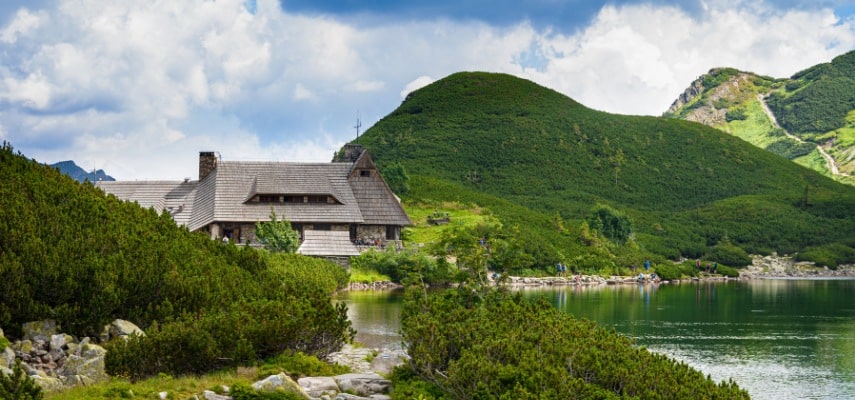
[[105, 299, 354, 381], [796, 243, 855, 269], [716, 265, 740, 278], [256, 351, 350, 380], [725, 107, 748, 122], [654, 264, 687, 280], [706, 241, 752, 267], [0, 360, 43, 400], [351, 247, 453, 286], [401, 288, 750, 399]]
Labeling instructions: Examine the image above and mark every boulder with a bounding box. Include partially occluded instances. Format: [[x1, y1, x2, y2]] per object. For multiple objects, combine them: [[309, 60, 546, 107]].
[[298, 376, 339, 398], [202, 390, 232, 400], [101, 319, 145, 342], [31, 374, 64, 392], [50, 333, 74, 352], [334, 394, 372, 400], [334, 373, 390, 397], [251, 373, 309, 398], [22, 320, 58, 343], [1, 347, 14, 369], [58, 353, 107, 383], [80, 343, 107, 359]]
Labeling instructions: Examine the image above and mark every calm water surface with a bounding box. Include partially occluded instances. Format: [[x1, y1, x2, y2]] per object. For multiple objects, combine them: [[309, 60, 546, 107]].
[[336, 279, 855, 400]]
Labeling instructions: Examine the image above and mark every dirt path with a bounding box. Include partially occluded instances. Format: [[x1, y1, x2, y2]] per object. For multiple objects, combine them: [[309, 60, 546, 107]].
[[757, 94, 840, 175]]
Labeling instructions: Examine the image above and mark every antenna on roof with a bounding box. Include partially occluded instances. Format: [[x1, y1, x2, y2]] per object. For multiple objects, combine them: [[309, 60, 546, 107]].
[[354, 110, 362, 142]]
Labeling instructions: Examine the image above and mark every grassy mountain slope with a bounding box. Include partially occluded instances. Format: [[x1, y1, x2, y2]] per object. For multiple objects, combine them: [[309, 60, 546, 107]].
[[666, 52, 855, 185], [354, 72, 855, 268]]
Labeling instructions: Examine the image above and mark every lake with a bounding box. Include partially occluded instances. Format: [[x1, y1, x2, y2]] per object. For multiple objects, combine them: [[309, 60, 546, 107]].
[[336, 279, 855, 400]]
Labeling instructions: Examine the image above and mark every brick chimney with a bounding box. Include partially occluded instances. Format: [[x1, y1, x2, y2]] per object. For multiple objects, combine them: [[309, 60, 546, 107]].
[[199, 151, 219, 180]]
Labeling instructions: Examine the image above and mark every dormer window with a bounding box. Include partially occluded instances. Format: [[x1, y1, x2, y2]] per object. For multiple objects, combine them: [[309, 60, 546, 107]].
[[247, 194, 341, 205], [360, 170, 372, 177]]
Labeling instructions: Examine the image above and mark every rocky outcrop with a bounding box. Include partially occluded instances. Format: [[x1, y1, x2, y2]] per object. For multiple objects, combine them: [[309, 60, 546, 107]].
[[667, 76, 705, 113], [252, 372, 309, 397], [0, 319, 143, 392], [743, 254, 855, 278]]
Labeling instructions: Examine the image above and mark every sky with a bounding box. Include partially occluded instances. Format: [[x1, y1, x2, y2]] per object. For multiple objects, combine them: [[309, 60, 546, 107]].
[[1, 0, 854, 180]]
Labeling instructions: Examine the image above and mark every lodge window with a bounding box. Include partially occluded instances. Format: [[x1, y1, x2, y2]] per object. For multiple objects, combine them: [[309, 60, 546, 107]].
[[360, 170, 371, 177], [306, 195, 327, 204], [314, 224, 331, 231], [258, 195, 279, 203]]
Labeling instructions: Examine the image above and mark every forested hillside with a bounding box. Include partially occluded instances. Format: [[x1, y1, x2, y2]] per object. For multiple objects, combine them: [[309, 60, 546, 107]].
[[0, 143, 352, 379], [354, 72, 855, 270], [667, 51, 855, 184]]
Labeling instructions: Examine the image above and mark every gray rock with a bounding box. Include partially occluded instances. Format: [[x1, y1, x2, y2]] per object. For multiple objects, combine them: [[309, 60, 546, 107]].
[[1, 347, 14, 369], [31, 374, 64, 392], [22, 320, 58, 343], [299, 376, 339, 398], [101, 319, 145, 342], [251, 373, 309, 398], [59, 354, 107, 382], [334, 394, 372, 400], [63, 374, 96, 387], [50, 333, 74, 352], [202, 390, 232, 400], [0, 366, 11, 376], [334, 373, 390, 397]]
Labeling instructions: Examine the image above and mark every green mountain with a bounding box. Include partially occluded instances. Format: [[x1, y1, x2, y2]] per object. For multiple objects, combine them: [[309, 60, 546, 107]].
[[353, 72, 855, 270], [666, 51, 855, 186]]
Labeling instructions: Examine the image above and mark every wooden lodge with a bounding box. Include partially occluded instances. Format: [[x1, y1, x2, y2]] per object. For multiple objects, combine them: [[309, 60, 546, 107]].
[[97, 144, 411, 263]]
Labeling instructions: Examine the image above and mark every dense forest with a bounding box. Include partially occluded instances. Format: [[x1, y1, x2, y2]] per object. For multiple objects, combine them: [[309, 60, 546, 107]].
[[353, 71, 855, 272]]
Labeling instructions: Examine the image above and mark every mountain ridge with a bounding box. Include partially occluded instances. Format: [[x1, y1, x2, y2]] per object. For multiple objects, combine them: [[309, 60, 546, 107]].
[[50, 160, 115, 182], [665, 51, 855, 185]]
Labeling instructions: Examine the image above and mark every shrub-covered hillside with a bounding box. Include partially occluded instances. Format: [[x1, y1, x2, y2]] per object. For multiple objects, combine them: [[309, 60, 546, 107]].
[[353, 72, 855, 269], [0, 143, 353, 378]]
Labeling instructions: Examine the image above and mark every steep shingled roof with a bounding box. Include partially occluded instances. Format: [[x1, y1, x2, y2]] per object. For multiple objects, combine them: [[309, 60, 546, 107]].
[[97, 180, 197, 226], [297, 230, 360, 256], [98, 151, 411, 233]]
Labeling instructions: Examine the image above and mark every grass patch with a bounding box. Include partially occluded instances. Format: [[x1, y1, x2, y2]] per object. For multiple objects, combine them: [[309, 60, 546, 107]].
[[45, 352, 348, 400], [349, 265, 392, 283], [45, 369, 256, 400], [403, 201, 489, 246]]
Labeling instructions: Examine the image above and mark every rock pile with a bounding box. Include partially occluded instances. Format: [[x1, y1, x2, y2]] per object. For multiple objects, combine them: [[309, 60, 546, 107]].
[[0, 318, 143, 391]]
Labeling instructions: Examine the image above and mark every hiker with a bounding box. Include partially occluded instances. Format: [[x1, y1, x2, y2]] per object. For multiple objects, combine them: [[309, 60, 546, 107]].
[[713, 261, 717, 274], [644, 259, 651, 271]]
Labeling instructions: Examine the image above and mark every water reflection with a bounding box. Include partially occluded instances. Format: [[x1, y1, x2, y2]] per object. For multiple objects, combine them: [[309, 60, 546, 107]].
[[338, 280, 855, 400]]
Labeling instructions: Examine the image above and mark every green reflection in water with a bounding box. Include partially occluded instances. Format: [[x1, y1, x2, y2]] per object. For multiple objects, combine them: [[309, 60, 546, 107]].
[[337, 280, 855, 400]]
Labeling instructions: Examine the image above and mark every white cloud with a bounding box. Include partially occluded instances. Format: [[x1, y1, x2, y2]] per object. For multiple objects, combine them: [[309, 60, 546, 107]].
[[522, 3, 855, 115], [401, 76, 434, 98], [0, 8, 43, 43], [1, 0, 853, 180]]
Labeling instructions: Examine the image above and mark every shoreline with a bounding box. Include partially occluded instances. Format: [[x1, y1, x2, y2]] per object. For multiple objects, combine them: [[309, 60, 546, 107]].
[[346, 255, 855, 291]]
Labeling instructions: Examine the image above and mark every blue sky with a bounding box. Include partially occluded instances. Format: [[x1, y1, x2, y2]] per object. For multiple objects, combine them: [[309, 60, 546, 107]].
[[1, 0, 854, 180]]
